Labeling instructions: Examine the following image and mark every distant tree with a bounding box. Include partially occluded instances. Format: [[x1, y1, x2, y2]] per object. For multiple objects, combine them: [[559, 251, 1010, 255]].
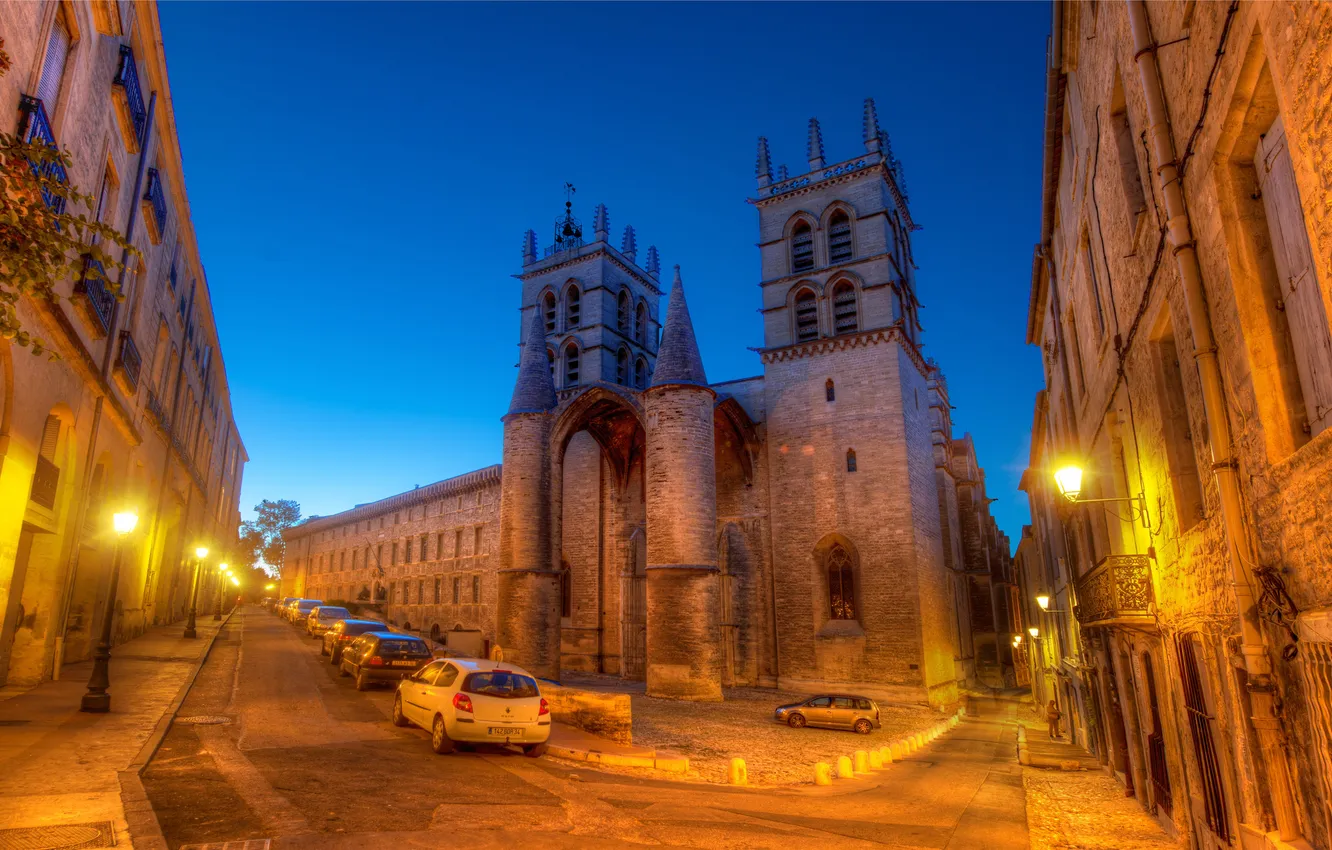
[[0, 37, 139, 357], [239, 499, 302, 576]]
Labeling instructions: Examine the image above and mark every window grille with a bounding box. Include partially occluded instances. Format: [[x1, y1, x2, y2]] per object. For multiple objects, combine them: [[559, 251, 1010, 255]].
[[1175, 636, 1231, 842], [828, 211, 853, 264], [791, 222, 814, 273], [795, 289, 819, 341], [846, 449, 857, 472], [635, 302, 647, 343], [543, 292, 557, 333], [618, 290, 631, 334], [565, 342, 580, 385], [1143, 652, 1172, 815], [566, 285, 581, 328], [828, 544, 856, 620], [616, 347, 629, 384], [826, 379, 835, 402], [832, 282, 858, 335]]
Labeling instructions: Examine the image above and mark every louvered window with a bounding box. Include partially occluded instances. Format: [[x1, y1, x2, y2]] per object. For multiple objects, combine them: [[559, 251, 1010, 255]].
[[635, 357, 647, 389], [791, 222, 814, 273], [794, 289, 818, 342], [543, 292, 557, 333], [618, 290, 631, 334], [635, 302, 647, 343], [832, 282, 858, 335], [40, 415, 61, 461], [828, 211, 853, 264], [36, 12, 71, 113], [565, 342, 580, 386], [616, 348, 629, 384], [565, 285, 581, 328], [828, 545, 856, 620]]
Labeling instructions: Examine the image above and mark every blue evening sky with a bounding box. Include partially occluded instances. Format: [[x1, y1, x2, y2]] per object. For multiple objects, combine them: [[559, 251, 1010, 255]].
[[158, 1, 1049, 547]]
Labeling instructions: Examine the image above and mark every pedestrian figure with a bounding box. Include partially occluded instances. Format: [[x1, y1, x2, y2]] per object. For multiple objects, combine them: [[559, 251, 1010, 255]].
[[1046, 699, 1062, 739]]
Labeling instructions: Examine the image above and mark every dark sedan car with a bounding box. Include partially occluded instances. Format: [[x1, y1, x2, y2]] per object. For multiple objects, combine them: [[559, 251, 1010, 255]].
[[775, 694, 881, 734], [339, 632, 432, 691], [322, 618, 387, 663]]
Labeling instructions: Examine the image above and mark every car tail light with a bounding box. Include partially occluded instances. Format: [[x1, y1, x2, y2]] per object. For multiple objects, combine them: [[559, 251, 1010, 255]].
[[368, 656, 384, 667], [453, 693, 473, 714], [539, 698, 549, 717]]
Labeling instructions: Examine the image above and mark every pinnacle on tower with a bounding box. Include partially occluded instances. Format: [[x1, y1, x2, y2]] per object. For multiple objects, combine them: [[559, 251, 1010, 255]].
[[507, 308, 557, 415], [756, 136, 773, 188], [621, 224, 638, 261], [645, 245, 660, 278], [650, 266, 707, 388], [522, 229, 538, 265], [863, 98, 882, 153], [594, 203, 609, 242], [807, 118, 825, 171]]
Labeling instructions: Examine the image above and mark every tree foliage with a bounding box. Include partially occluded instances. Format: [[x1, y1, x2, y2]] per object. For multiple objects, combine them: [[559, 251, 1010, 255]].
[[0, 37, 139, 357], [239, 499, 302, 576]]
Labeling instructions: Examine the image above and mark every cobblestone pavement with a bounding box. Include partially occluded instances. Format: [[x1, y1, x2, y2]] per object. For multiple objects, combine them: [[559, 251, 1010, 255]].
[[1023, 766, 1179, 849], [564, 673, 947, 785]]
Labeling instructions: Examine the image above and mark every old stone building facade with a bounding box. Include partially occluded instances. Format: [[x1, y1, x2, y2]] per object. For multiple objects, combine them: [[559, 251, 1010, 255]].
[[0, 1, 247, 687], [1020, 2, 1332, 849], [286, 101, 1010, 709]]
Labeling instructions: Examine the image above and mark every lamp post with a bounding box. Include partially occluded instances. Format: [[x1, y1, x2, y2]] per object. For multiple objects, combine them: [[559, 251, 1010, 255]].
[[214, 563, 229, 621], [184, 545, 209, 638], [1053, 463, 1150, 527], [81, 510, 139, 713]]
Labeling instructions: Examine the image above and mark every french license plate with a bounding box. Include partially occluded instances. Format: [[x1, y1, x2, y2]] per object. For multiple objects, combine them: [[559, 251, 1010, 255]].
[[488, 726, 523, 737], [391, 660, 417, 667]]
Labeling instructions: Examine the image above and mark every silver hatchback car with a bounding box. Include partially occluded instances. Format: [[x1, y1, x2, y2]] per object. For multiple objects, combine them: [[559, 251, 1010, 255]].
[[775, 694, 881, 735]]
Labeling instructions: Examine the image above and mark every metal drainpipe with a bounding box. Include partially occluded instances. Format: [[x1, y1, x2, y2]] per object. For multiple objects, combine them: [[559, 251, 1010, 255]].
[[53, 91, 157, 678], [1125, 0, 1301, 841]]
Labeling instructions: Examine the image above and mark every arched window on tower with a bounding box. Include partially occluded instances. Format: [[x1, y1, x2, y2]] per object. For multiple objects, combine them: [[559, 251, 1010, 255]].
[[791, 221, 814, 273], [543, 291, 557, 333], [618, 290, 631, 334], [635, 301, 647, 344], [794, 287, 819, 342], [828, 544, 856, 620], [826, 379, 835, 402], [616, 347, 629, 384], [832, 281, 858, 335], [564, 341, 580, 386], [635, 357, 647, 389], [828, 210, 853, 264], [565, 284, 581, 329], [846, 448, 857, 472], [547, 348, 555, 383]]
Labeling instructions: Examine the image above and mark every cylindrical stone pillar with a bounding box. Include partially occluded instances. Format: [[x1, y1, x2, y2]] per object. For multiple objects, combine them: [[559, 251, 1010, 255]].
[[495, 412, 561, 681], [645, 385, 721, 700]]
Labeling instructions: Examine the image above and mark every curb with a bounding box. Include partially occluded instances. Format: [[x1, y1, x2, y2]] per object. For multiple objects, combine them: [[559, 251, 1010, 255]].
[[118, 607, 239, 850], [548, 743, 690, 774]]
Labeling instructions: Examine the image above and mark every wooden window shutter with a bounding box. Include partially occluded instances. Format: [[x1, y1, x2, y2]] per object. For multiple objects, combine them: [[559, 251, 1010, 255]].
[[1257, 115, 1332, 436], [39, 415, 61, 461], [37, 12, 71, 110]]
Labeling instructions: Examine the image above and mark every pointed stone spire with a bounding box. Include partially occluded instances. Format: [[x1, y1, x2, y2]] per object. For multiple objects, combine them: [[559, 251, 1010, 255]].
[[621, 224, 638, 261], [777, 164, 789, 182], [863, 98, 882, 153], [879, 129, 895, 163], [806, 118, 825, 171], [593, 203, 609, 242], [650, 266, 707, 388], [522, 229, 538, 266], [507, 309, 556, 415], [755, 136, 772, 188], [645, 245, 660, 279]]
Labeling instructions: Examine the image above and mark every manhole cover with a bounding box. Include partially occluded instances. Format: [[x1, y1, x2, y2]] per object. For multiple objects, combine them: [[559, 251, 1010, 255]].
[[0, 822, 114, 850], [176, 715, 233, 725]]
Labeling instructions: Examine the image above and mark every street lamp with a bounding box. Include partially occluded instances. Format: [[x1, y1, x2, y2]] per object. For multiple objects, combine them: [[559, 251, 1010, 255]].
[[1036, 594, 1050, 611], [81, 510, 138, 712], [1013, 634, 1022, 645], [1052, 463, 1150, 527], [214, 563, 229, 621], [1029, 626, 1040, 638], [184, 545, 209, 639]]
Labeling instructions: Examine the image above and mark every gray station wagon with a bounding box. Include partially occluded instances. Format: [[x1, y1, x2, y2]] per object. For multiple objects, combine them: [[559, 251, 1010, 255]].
[[775, 695, 881, 734]]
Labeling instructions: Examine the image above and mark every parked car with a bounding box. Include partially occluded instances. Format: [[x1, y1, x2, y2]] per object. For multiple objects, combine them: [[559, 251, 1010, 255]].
[[339, 632, 432, 691], [393, 658, 550, 757], [307, 605, 351, 637], [775, 695, 881, 734], [322, 618, 388, 662], [288, 599, 323, 623], [276, 597, 295, 615]]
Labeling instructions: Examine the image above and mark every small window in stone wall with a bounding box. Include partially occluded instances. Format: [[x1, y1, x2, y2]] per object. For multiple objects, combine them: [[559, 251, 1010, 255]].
[[846, 449, 857, 472], [392, 542, 398, 566], [828, 544, 856, 620], [405, 538, 412, 564], [473, 525, 483, 555], [421, 533, 429, 560], [543, 291, 557, 333], [455, 529, 463, 558], [828, 210, 853, 264], [795, 288, 818, 342], [826, 379, 835, 402], [791, 221, 814, 273], [434, 577, 441, 604], [832, 281, 858, 335], [565, 342, 580, 385], [472, 575, 480, 603], [452, 576, 461, 604], [417, 579, 424, 603], [566, 285, 581, 328]]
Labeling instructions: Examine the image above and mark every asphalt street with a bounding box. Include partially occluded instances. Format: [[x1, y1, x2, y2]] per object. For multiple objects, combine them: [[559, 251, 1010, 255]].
[[141, 606, 1030, 849]]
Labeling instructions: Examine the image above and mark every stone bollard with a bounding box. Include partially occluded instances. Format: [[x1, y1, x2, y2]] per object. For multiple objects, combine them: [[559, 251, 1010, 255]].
[[892, 741, 906, 759], [729, 757, 748, 786], [869, 750, 883, 770], [915, 733, 926, 749], [815, 762, 833, 786], [880, 744, 893, 764], [1016, 723, 1031, 765], [836, 756, 855, 779], [854, 750, 870, 774]]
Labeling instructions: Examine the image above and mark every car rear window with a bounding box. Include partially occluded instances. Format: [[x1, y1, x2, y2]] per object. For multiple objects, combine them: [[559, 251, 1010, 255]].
[[855, 698, 874, 711], [463, 671, 539, 699], [317, 608, 349, 618], [378, 639, 429, 655], [346, 622, 385, 635]]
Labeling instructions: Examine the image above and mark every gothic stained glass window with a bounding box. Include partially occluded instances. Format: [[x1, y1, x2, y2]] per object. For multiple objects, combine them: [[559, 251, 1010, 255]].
[[794, 288, 819, 342], [791, 221, 814, 273], [828, 545, 856, 620]]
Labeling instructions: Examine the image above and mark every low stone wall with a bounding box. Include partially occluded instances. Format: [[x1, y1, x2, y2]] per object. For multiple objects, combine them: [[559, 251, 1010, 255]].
[[542, 682, 632, 744]]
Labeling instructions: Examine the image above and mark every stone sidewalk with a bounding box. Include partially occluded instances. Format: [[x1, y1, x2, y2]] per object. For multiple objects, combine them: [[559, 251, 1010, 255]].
[[0, 613, 233, 849]]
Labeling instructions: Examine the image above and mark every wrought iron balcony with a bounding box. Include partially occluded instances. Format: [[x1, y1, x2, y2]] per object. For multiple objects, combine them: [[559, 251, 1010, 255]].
[[143, 167, 167, 242], [1075, 554, 1154, 628], [30, 455, 59, 510], [115, 331, 142, 391], [17, 95, 68, 216], [74, 255, 115, 336], [112, 45, 147, 148]]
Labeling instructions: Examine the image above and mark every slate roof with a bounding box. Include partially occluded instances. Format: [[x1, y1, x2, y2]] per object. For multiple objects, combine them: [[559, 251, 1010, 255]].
[[508, 308, 557, 414], [650, 266, 708, 388]]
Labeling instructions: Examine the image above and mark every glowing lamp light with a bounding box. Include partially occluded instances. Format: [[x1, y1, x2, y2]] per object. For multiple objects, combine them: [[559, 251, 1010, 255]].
[[230, 576, 241, 587], [265, 583, 276, 591], [1054, 465, 1083, 502], [1029, 627, 1040, 638], [195, 546, 209, 559], [112, 511, 139, 536], [1013, 634, 1022, 645], [219, 563, 230, 573], [1036, 594, 1051, 611]]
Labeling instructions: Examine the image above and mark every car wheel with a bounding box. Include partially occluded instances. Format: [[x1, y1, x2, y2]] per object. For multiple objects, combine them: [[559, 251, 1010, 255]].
[[355, 669, 370, 691], [523, 742, 548, 758], [853, 719, 873, 735], [392, 694, 410, 727], [788, 713, 807, 729], [431, 715, 455, 754]]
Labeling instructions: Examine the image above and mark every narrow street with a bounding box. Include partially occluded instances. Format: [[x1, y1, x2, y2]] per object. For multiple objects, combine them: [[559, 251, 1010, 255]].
[[141, 607, 1029, 849]]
